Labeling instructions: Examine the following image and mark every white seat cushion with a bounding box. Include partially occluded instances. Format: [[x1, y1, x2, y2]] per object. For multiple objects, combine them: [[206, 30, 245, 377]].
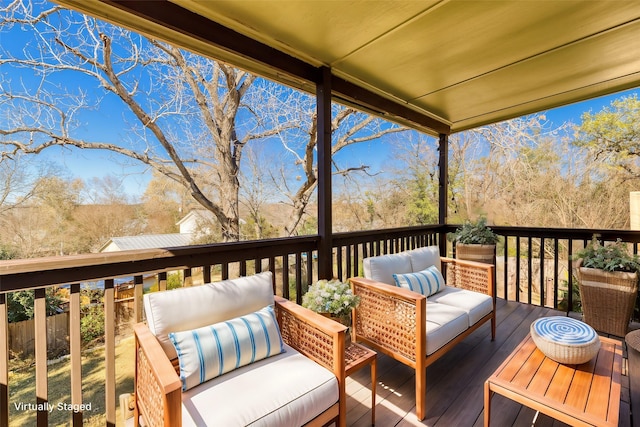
[[363, 252, 412, 285], [425, 302, 469, 356], [181, 344, 338, 426], [428, 287, 493, 327]]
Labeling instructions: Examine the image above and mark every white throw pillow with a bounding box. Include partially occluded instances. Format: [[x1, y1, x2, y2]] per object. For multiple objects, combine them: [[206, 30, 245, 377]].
[[393, 265, 446, 297], [169, 305, 285, 391]]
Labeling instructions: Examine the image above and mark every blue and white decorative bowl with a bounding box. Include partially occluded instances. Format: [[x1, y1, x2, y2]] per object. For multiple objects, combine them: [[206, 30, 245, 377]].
[[530, 316, 600, 365]]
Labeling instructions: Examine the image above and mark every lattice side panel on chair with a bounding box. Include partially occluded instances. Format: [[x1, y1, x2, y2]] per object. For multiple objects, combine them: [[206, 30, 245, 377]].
[[446, 263, 490, 295], [278, 308, 335, 370], [136, 346, 167, 427], [352, 284, 418, 363]]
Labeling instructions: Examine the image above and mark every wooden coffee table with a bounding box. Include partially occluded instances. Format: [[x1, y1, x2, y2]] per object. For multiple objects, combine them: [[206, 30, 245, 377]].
[[484, 334, 622, 426]]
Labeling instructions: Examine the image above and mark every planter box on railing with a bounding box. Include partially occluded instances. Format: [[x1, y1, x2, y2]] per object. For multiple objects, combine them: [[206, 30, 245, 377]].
[[576, 261, 639, 337]]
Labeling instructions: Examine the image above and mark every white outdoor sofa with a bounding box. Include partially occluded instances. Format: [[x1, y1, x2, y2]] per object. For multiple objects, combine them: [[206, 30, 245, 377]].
[[134, 271, 347, 426], [349, 246, 495, 421]]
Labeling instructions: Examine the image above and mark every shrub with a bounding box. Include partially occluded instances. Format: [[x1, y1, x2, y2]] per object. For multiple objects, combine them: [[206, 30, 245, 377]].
[[452, 217, 499, 245], [574, 235, 640, 273], [81, 304, 105, 347]]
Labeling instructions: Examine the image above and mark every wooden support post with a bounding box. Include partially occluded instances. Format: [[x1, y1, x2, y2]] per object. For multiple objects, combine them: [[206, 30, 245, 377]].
[[317, 66, 333, 280], [438, 133, 449, 256]]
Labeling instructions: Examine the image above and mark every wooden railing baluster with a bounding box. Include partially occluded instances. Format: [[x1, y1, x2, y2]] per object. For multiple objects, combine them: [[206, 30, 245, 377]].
[[295, 253, 303, 304], [306, 251, 313, 287], [269, 257, 276, 293], [282, 255, 289, 299], [336, 245, 343, 280], [70, 284, 82, 426], [568, 239, 574, 312], [516, 236, 521, 303], [345, 246, 352, 282], [183, 268, 192, 286], [104, 279, 116, 427], [158, 271, 168, 291], [202, 266, 211, 284], [540, 238, 545, 307], [34, 288, 48, 427], [553, 239, 559, 309], [134, 276, 143, 324], [0, 293, 7, 427], [503, 236, 509, 300], [222, 263, 229, 280]]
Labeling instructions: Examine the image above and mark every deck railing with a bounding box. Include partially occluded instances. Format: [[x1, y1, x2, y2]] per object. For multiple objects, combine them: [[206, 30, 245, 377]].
[[2, 225, 640, 426], [0, 235, 320, 427], [486, 226, 640, 315]]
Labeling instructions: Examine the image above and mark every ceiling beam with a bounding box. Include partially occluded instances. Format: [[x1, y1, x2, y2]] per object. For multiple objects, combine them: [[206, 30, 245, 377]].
[[103, 0, 318, 83], [331, 76, 450, 135]]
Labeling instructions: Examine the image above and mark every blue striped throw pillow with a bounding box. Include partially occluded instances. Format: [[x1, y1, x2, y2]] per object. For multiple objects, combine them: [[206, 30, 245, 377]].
[[169, 305, 285, 391], [393, 265, 446, 297]]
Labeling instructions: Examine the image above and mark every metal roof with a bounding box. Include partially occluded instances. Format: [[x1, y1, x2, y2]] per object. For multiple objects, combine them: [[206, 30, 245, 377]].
[[54, 1, 640, 135], [99, 233, 194, 252]]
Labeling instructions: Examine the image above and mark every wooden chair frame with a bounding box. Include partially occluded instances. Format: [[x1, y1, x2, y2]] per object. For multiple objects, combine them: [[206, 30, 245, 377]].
[[133, 296, 347, 427], [350, 257, 495, 421]]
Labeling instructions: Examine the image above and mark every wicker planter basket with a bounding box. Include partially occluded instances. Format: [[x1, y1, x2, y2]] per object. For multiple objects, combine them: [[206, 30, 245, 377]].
[[576, 260, 639, 337], [455, 243, 495, 265]]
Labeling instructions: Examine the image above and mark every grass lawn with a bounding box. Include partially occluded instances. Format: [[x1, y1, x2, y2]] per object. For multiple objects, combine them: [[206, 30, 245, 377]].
[[9, 336, 135, 427]]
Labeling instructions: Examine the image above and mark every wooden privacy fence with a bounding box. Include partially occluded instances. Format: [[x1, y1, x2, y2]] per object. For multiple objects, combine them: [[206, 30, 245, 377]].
[[9, 312, 69, 358], [8, 299, 136, 359]]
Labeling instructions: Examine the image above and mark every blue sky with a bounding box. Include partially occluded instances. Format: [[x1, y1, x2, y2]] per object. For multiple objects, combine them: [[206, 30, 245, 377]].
[[2, 1, 639, 203], [34, 86, 640, 201], [543, 88, 639, 126]]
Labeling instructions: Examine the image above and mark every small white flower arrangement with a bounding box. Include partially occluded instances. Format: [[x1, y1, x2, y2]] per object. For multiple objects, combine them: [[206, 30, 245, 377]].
[[302, 279, 360, 318]]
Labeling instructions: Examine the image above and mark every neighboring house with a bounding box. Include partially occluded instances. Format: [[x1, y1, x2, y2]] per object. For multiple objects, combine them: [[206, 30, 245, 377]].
[[176, 209, 216, 235], [99, 209, 256, 253], [100, 210, 216, 253], [177, 209, 249, 239], [99, 233, 194, 252]]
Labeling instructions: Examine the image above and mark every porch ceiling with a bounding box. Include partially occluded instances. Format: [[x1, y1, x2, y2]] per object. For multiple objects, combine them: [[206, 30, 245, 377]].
[[55, 0, 640, 135]]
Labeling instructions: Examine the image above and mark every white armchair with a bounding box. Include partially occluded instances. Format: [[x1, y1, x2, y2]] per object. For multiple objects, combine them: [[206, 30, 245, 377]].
[[134, 271, 347, 426]]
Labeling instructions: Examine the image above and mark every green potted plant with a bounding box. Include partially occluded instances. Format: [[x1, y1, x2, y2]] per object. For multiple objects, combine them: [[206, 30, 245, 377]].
[[573, 235, 640, 337], [302, 279, 360, 344], [451, 217, 499, 264]]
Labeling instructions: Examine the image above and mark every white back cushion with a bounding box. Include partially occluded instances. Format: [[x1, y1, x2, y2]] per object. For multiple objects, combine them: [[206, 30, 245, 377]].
[[144, 271, 274, 360], [363, 252, 412, 285], [408, 246, 441, 272]]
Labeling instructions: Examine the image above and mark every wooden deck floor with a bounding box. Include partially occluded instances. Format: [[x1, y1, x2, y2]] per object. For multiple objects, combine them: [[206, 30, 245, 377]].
[[344, 299, 633, 427]]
